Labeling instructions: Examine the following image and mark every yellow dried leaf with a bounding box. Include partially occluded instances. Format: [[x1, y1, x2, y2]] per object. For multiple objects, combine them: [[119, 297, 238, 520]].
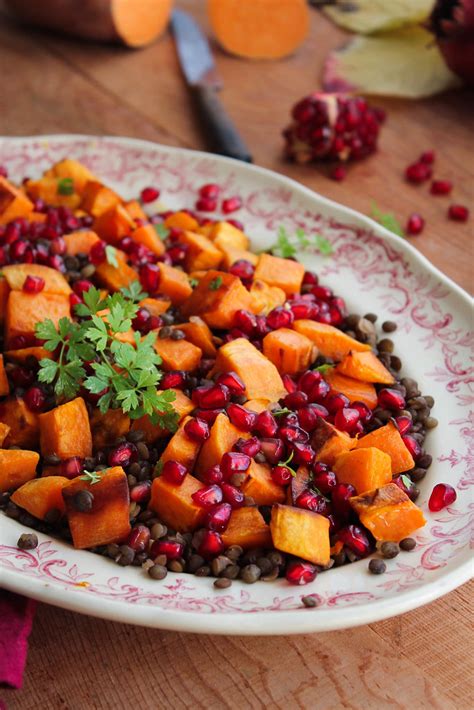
[[323, 0, 434, 35]]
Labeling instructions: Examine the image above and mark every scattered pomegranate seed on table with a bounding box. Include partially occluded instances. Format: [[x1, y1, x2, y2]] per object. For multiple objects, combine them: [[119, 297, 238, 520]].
[[430, 179, 452, 195], [405, 162, 432, 184], [406, 213, 425, 236], [448, 204, 469, 222]]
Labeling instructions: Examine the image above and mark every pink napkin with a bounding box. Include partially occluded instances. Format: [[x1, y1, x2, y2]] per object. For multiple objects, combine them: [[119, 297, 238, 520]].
[[0, 591, 36, 689]]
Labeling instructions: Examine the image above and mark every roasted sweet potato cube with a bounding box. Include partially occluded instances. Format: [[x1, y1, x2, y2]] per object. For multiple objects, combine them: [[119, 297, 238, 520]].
[[39, 397, 92, 459], [63, 466, 131, 549], [154, 333, 202, 371], [0, 176, 34, 225], [350, 483, 426, 541], [160, 416, 202, 471], [93, 204, 135, 245], [0, 422, 11, 446], [286, 465, 311, 505], [80, 180, 121, 217], [181, 271, 256, 329], [337, 350, 395, 385], [90, 408, 130, 450], [0, 354, 9, 397], [164, 211, 199, 232], [131, 224, 165, 256], [44, 158, 96, 194], [4, 347, 53, 363], [0, 449, 39, 493], [0, 397, 39, 448], [95, 248, 138, 292], [221, 507, 272, 550], [64, 230, 100, 256], [2, 264, 71, 295], [311, 418, 355, 466], [212, 338, 287, 403], [149, 473, 206, 532], [356, 421, 415, 475], [293, 320, 371, 361], [157, 263, 193, 305], [250, 279, 286, 315], [5, 291, 71, 348], [243, 399, 268, 413], [26, 177, 81, 209], [324, 369, 378, 409], [270, 504, 330, 565], [263, 327, 317, 375], [241, 461, 286, 505], [180, 230, 223, 272], [139, 297, 171, 317], [219, 246, 258, 271], [0, 277, 9, 323], [333, 447, 392, 494], [174, 317, 216, 357], [254, 253, 305, 296], [124, 199, 147, 223], [130, 389, 193, 444], [11, 476, 69, 519], [210, 221, 250, 251], [196, 412, 249, 475]]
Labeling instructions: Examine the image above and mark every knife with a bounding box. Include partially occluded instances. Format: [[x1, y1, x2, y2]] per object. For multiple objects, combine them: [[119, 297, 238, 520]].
[[171, 10, 253, 163]]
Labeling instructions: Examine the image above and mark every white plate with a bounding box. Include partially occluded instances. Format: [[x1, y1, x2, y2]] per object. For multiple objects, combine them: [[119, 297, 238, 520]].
[[0, 135, 472, 635]]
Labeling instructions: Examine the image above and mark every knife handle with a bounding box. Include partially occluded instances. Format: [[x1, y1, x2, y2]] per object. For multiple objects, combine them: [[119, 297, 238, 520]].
[[192, 84, 253, 163]]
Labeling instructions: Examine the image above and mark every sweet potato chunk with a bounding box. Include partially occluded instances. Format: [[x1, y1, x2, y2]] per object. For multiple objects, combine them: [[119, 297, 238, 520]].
[[270, 504, 330, 565], [131, 224, 165, 257], [254, 253, 305, 296], [219, 246, 258, 271], [39, 397, 92, 459], [90, 408, 130, 450], [241, 461, 286, 505], [181, 231, 223, 272], [311, 418, 355, 466], [175, 317, 216, 357], [0, 277, 9, 323], [212, 338, 286, 402], [263, 327, 317, 375], [4, 347, 53, 363], [5, 291, 71, 348], [249, 279, 286, 315], [45, 158, 96, 194], [131, 389, 193, 444], [0, 354, 9, 397], [0, 449, 39, 493], [333, 447, 392, 494], [2, 264, 71, 295], [157, 263, 193, 305], [139, 297, 171, 317], [64, 230, 100, 256], [149, 473, 206, 532], [181, 271, 256, 329], [355, 421, 415, 474], [211, 221, 250, 251], [0, 176, 34, 225], [164, 211, 199, 232], [95, 248, 138, 292], [93, 203, 135, 245], [337, 350, 395, 385], [293, 320, 371, 361], [221, 507, 272, 550], [63, 466, 131, 549], [154, 333, 202, 371], [350, 483, 426, 542], [160, 416, 202, 471], [243, 399, 269, 413], [0, 422, 10, 446], [0, 397, 39, 448], [196, 413, 249, 475], [80, 180, 121, 217], [11, 476, 69, 519], [286, 465, 311, 505], [124, 199, 147, 223], [26, 177, 80, 210], [324, 369, 378, 409]]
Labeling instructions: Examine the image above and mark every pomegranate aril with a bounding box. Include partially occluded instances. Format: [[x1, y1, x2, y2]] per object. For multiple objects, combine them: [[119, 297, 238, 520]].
[[233, 309, 257, 335], [202, 465, 224, 485], [330, 164, 346, 181], [229, 259, 255, 281], [161, 460, 188, 485], [419, 150, 435, 164], [282, 374, 297, 394], [448, 204, 469, 222], [392, 474, 417, 499], [285, 561, 317, 586], [338, 525, 371, 557], [139, 263, 160, 293], [395, 415, 412, 436], [271, 465, 293, 486], [46, 254, 64, 271], [332, 482, 356, 520], [312, 468, 337, 495], [161, 371, 186, 390], [233, 436, 261, 458], [199, 183, 221, 199], [127, 525, 150, 552], [23, 275, 45, 293], [406, 213, 425, 236], [266, 307, 294, 330], [259, 438, 285, 464], [253, 410, 277, 438], [430, 179, 452, 195], [198, 530, 224, 559], [140, 186, 160, 203], [69, 293, 83, 309], [283, 390, 308, 410], [279, 425, 308, 445], [195, 198, 217, 212], [325, 393, 350, 414], [377, 388, 405, 410], [351, 401, 373, 425], [221, 482, 245, 508], [297, 403, 328, 431], [428, 483, 457, 512], [150, 540, 183, 560], [334, 407, 360, 433], [108, 442, 137, 467], [184, 417, 210, 442], [205, 502, 232, 532], [221, 451, 251, 478], [291, 442, 315, 465], [60, 457, 84, 478], [192, 484, 223, 509], [405, 162, 432, 183], [402, 434, 422, 461], [222, 196, 242, 214], [290, 301, 318, 320], [196, 384, 230, 409], [10, 366, 35, 388], [73, 279, 94, 296], [254, 315, 270, 338], [193, 408, 224, 425], [216, 371, 246, 395], [296, 490, 328, 514], [308, 379, 330, 403], [298, 370, 321, 394], [226, 403, 257, 432], [130, 481, 151, 503], [50, 236, 66, 255], [24, 386, 46, 412]]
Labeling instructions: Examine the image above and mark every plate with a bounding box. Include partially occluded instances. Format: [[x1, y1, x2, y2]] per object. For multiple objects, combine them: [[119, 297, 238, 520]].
[[0, 135, 472, 635]]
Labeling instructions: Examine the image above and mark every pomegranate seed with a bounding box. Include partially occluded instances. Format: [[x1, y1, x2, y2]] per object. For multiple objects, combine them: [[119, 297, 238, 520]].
[[150, 540, 183, 560], [10, 366, 35, 388], [0, 165, 7, 177], [291, 442, 315, 465], [127, 525, 151, 552], [10, 239, 31, 262], [429, 483, 457, 512], [290, 301, 318, 320], [73, 279, 94, 296], [60, 457, 84, 478], [280, 412, 299, 427], [283, 390, 308, 410], [298, 370, 321, 394], [430, 179, 452, 195], [405, 162, 432, 184], [233, 309, 257, 335], [69, 293, 83, 309], [47, 254, 64, 271], [108, 442, 137, 467], [192, 484, 223, 508], [312, 468, 337, 495], [308, 378, 330, 403], [419, 150, 435, 164], [161, 460, 188, 485], [297, 403, 328, 431], [140, 186, 160, 203], [130, 481, 151, 503], [259, 438, 285, 464], [406, 213, 425, 235], [330, 164, 346, 181], [295, 490, 328, 514], [50, 236, 66, 255], [216, 371, 246, 395], [184, 418, 210, 442], [24, 386, 46, 412], [198, 530, 224, 559], [282, 374, 297, 394], [139, 263, 160, 293], [332, 482, 356, 520], [266, 307, 294, 330], [338, 525, 371, 556], [233, 436, 261, 458], [202, 465, 224, 485], [254, 410, 278, 438], [132, 307, 151, 334], [271, 465, 293, 485], [22, 275, 45, 294], [311, 285, 333, 301], [285, 561, 317, 585], [226, 403, 257, 432], [222, 196, 242, 214], [402, 434, 422, 461], [325, 393, 350, 414], [226, 218, 244, 230], [279, 425, 308, 445], [448, 204, 469, 222], [351, 401, 373, 424], [377, 388, 406, 410], [195, 197, 217, 212], [205, 502, 232, 532], [193, 408, 224, 425], [392, 474, 417, 499], [254, 315, 270, 338], [220, 482, 245, 508], [199, 183, 221, 199], [334, 407, 360, 433], [196, 384, 230, 409], [221, 452, 251, 478], [161, 371, 186, 390], [395, 415, 412, 436], [229, 259, 255, 281]]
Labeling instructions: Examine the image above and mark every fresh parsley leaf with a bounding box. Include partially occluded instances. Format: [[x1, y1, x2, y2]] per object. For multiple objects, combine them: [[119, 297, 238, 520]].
[[121, 281, 148, 303], [209, 276, 223, 291], [268, 226, 333, 259], [37, 358, 59, 384], [80, 470, 104, 485], [57, 177, 74, 195], [35, 319, 63, 351], [313, 363, 335, 374], [189, 278, 199, 288], [105, 245, 119, 268], [154, 223, 170, 240], [371, 203, 405, 238], [314, 234, 333, 256], [270, 226, 297, 258], [400, 474, 413, 489], [272, 408, 292, 417]]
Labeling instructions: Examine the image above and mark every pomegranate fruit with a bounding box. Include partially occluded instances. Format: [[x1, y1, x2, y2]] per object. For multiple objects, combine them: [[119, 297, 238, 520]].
[[429, 0, 474, 86]]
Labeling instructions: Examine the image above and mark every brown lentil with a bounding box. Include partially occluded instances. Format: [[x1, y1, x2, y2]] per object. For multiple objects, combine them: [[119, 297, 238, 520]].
[[153, 553, 167, 566], [410, 468, 427, 482], [195, 565, 211, 577], [148, 564, 168, 580], [225, 545, 243, 562], [390, 355, 402, 372], [170, 329, 185, 341], [159, 326, 173, 339], [256, 557, 273, 575], [261, 567, 280, 582], [44, 508, 62, 524], [400, 537, 417, 551], [368, 559, 386, 575], [382, 320, 397, 333], [425, 416, 439, 429], [380, 541, 400, 559], [302, 594, 319, 608], [115, 545, 135, 566], [240, 564, 261, 583], [72, 489, 94, 512], [221, 564, 240, 580], [17, 532, 38, 550], [364, 312, 378, 323], [137, 443, 149, 460], [377, 338, 394, 353], [214, 577, 232, 589], [266, 550, 285, 567], [44, 454, 61, 466], [107, 543, 120, 558], [417, 453, 433, 469], [81, 264, 96, 279], [211, 556, 232, 576], [168, 560, 184, 573], [127, 429, 144, 443], [150, 523, 167, 540]]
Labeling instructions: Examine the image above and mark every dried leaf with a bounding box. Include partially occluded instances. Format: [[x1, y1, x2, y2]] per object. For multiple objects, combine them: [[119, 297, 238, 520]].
[[323, 0, 433, 35]]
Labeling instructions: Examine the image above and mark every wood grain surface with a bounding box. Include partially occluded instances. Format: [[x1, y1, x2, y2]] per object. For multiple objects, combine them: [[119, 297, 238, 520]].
[[0, 1, 472, 708]]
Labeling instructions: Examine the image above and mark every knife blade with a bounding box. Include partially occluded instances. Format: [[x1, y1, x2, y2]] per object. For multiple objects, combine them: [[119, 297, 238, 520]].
[[171, 10, 252, 163]]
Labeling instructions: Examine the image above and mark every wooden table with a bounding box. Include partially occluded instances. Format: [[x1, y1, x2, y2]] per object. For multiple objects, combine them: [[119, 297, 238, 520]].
[[1, 2, 472, 708]]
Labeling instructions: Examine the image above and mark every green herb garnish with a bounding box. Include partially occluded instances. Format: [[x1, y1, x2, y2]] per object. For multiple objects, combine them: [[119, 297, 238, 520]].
[[120, 280, 148, 303], [189, 277, 199, 288], [209, 276, 223, 291], [272, 408, 292, 417], [154, 223, 170, 240], [269, 226, 333, 258], [371, 203, 405, 237], [57, 177, 74, 196], [400, 474, 413, 490], [80, 470, 104, 485], [313, 363, 335, 374], [105, 245, 119, 268]]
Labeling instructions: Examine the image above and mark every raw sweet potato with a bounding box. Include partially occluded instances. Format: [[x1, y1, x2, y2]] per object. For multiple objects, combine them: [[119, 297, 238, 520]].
[[181, 271, 256, 329], [311, 417, 355, 466], [4, 347, 53, 363], [11, 476, 69, 519], [0, 176, 34, 225], [139, 297, 171, 317], [241, 460, 286, 505], [62, 466, 131, 549], [154, 333, 202, 371], [131, 389, 194, 444], [263, 327, 317, 375], [164, 211, 199, 232], [180, 231, 223, 273], [95, 248, 138, 292], [124, 200, 147, 223], [293, 320, 371, 361], [80, 180, 121, 217], [254, 253, 305, 296], [221, 507, 272, 550], [355, 421, 415, 474], [44, 158, 96, 194], [350, 482, 426, 542], [0, 422, 10, 446], [286, 465, 311, 505], [333, 447, 392, 494], [0, 354, 9, 397], [131, 224, 165, 257], [270, 504, 330, 565], [249, 279, 286, 315], [175, 317, 216, 357], [196, 412, 249, 475], [39, 397, 92, 459], [0, 449, 39, 493], [218, 246, 258, 271], [160, 416, 202, 471], [25, 177, 81, 210], [5, 291, 71, 348], [0, 277, 9, 323], [64, 230, 100, 256], [2, 264, 72, 295], [93, 203, 135, 245], [90, 408, 130, 450], [324, 368, 378, 409], [0, 397, 39, 448], [212, 338, 287, 402], [210, 221, 249, 251], [156, 263, 193, 305], [337, 351, 395, 385], [149, 473, 206, 532]]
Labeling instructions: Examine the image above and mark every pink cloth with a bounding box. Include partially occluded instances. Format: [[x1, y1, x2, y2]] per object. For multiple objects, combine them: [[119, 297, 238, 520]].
[[0, 591, 36, 689]]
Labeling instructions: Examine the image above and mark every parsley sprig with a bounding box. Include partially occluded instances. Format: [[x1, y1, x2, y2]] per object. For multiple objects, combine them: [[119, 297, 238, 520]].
[[269, 226, 333, 258], [35, 284, 178, 429], [371, 203, 405, 238]]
